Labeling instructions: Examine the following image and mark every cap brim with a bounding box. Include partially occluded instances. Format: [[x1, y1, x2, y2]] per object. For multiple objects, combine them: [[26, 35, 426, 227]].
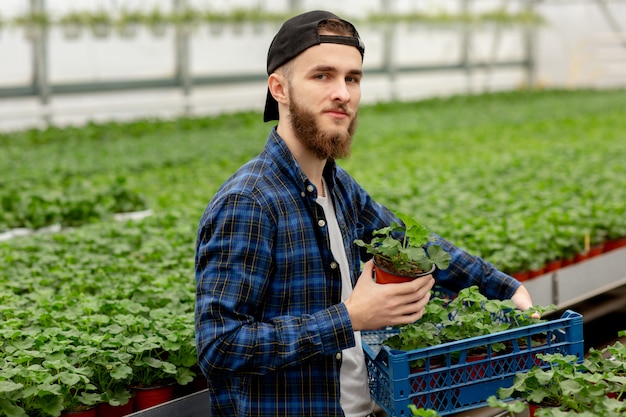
[[263, 88, 279, 122]]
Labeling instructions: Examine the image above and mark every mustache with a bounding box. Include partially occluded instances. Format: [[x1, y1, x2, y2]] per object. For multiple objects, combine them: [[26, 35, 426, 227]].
[[323, 104, 352, 116]]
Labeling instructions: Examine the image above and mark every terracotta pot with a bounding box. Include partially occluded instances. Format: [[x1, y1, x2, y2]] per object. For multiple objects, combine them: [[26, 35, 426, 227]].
[[544, 259, 562, 273], [60, 408, 97, 417], [410, 359, 445, 409], [574, 251, 589, 263], [588, 243, 604, 258], [604, 237, 626, 252], [96, 397, 134, 417], [528, 401, 561, 417], [373, 258, 435, 284], [528, 403, 541, 417], [561, 257, 575, 267], [465, 351, 488, 381], [528, 266, 545, 279], [133, 383, 175, 411], [511, 270, 530, 282]]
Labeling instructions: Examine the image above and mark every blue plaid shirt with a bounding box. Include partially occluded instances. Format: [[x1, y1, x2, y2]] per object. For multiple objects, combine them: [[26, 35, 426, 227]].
[[195, 128, 520, 417]]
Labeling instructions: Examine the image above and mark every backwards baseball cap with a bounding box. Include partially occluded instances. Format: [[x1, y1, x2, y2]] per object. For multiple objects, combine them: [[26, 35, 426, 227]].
[[263, 10, 365, 122]]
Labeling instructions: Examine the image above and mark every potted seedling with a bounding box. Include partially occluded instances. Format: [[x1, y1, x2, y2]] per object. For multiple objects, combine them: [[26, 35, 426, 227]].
[[582, 330, 626, 401], [116, 8, 143, 38], [58, 11, 85, 40], [86, 9, 112, 38], [143, 7, 169, 37], [13, 11, 50, 40], [487, 352, 626, 417], [355, 214, 451, 284]]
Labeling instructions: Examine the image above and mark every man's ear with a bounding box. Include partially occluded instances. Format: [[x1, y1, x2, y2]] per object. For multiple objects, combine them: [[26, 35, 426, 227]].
[[268, 73, 288, 106]]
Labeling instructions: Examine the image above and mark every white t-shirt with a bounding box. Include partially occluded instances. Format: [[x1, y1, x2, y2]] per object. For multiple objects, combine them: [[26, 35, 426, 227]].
[[316, 183, 374, 417]]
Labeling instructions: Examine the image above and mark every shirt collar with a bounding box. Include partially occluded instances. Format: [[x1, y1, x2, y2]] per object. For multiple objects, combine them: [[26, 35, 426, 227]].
[[267, 128, 337, 197]]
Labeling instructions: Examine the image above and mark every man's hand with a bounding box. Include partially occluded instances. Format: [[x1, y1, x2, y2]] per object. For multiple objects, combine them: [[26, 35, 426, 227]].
[[344, 260, 435, 331], [511, 285, 540, 318]]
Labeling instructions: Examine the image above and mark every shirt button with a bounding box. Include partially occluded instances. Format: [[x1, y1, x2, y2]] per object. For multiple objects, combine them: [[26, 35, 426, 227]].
[[336, 352, 342, 361], [300, 191, 305, 197], [330, 262, 338, 269], [306, 185, 314, 193], [318, 219, 326, 227]]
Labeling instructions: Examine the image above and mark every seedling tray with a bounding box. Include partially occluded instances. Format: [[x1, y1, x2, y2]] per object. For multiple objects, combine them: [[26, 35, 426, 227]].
[[362, 309, 584, 416]]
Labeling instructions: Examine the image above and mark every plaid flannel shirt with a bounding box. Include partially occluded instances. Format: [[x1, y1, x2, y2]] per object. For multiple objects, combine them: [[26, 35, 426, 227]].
[[195, 128, 520, 417]]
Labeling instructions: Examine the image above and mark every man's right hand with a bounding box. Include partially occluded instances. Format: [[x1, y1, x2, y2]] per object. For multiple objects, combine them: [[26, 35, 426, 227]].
[[344, 260, 435, 331]]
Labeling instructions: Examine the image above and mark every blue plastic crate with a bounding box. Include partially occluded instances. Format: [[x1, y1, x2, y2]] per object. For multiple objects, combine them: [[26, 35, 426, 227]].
[[362, 310, 584, 416]]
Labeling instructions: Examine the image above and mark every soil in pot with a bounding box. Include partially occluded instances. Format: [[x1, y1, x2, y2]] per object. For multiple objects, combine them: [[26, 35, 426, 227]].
[[373, 257, 435, 284]]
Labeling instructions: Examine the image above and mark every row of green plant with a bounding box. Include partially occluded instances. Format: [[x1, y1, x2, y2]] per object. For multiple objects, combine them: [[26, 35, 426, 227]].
[[349, 90, 626, 274], [408, 334, 626, 417], [0, 215, 197, 416], [0, 177, 147, 232], [383, 286, 554, 356], [1, 6, 543, 38], [487, 335, 626, 417], [2, 90, 625, 273], [0, 89, 625, 415]]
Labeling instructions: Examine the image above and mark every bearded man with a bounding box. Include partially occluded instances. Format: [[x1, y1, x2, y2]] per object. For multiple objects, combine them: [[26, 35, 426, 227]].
[[195, 10, 535, 417]]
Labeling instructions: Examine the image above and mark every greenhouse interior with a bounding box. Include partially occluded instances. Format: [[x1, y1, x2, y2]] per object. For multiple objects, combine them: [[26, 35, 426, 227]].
[[1, 1, 625, 416]]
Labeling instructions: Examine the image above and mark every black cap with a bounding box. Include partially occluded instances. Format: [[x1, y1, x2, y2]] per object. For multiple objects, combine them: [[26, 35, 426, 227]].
[[263, 10, 365, 122]]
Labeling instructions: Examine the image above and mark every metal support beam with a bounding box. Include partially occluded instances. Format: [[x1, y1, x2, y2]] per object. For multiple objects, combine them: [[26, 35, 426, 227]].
[[460, 0, 474, 93], [30, 0, 50, 123], [174, 0, 192, 114], [380, 0, 397, 101], [522, 0, 538, 88]]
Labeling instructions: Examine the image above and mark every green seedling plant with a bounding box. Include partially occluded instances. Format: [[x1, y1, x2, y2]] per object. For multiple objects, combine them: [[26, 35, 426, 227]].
[[582, 329, 626, 401], [439, 286, 512, 351], [488, 352, 626, 416], [1, 90, 625, 416], [382, 286, 551, 357], [355, 213, 451, 274], [408, 405, 442, 417]]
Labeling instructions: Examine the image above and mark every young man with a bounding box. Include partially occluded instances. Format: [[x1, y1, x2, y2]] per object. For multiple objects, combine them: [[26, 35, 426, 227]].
[[195, 10, 535, 417]]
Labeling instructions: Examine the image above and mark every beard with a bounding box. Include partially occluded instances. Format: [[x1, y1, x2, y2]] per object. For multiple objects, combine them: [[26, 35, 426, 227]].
[[288, 90, 358, 160]]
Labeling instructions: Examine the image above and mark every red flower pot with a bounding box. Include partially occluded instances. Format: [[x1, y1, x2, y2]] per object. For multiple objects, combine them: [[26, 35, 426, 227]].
[[528, 403, 541, 417], [465, 352, 488, 381], [587, 243, 604, 258], [133, 384, 175, 411], [96, 397, 134, 417], [574, 251, 589, 263], [373, 258, 435, 284], [605, 237, 626, 252], [511, 270, 530, 282], [544, 259, 562, 273], [528, 267, 545, 279]]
